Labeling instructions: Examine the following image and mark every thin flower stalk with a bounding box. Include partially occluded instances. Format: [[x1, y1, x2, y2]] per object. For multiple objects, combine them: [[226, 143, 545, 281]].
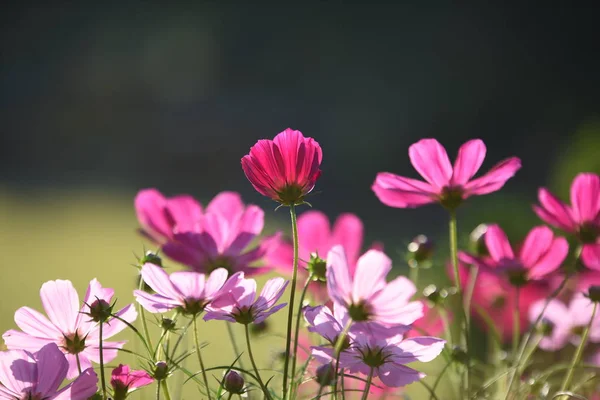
[[360, 368, 374, 400], [291, 272, 314, 394], [194, 316, 213, 400], [244, 324, 273, 400]]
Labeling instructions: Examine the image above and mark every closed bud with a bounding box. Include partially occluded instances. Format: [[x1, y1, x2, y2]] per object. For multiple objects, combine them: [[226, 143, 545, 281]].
[[307, 253, 327, 282], [423, 284, 448, 306], [586, 285, 600, 303], [160, 318, 177, 332], [87, 299, 112, 323], [469, 224, 489, 256], [316, 363, 336, 387], [451, 346, 469, 365], [407, 235, 434, 268], [224, 370, 245, 394], [141, 251, 163, 267], [153, 361, 169, 380]]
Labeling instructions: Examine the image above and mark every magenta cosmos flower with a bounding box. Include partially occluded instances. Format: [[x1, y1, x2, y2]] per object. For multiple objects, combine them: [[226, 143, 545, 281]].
[[459, 225, 568, 285], [134, 263, 239, 315], [241, 128, 322, 205], [111, 364, 153, 399], [204, 275, 289, 324], [3, 279, 137, 379], [326, 246, 423, 326], [534, 172, 600, 270], [0, 343, 98, 400], [529, 292, 600, 351], [312, 334, 445, 388], [372, 138, 521, 209], [136, 190, 280, 276]]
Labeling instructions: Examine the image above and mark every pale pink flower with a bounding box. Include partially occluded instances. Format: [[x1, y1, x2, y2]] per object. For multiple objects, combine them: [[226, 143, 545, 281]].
[[204, 275, 289, 324], [529, 293, 600, 351], [326, 246, 423, 326], [312, 334, 445, 388], [3, 279, 137, 379], [241, 128, 322, 205], [134, 264, 238, 315], [534, 173, 600, 270], [459, 225, 568, 284], [0, 343, 97, 400], [372, 138, 521, 209], [110, 364, 153, 399]]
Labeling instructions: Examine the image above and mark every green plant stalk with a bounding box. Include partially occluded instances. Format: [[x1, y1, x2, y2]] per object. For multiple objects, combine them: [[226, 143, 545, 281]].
[[161, 380, 172, 400], [283, 204, 300, 400], [332, 319, 353, 400], [409, 264, 419, 287], [156, 380, 161, 400], [360, 368, 374, 400], [244, 324, 272, 400], [99, 322, 106, 399], [464, 265, 479, 328], [430, 359, 453, 400], [138, 276, 154, 351], [560, 302, 598, 394], [76, 353, 82, 375], [513, 287, 521, 356], [290, 273, 314, 397], [193, 316, 213, 400]]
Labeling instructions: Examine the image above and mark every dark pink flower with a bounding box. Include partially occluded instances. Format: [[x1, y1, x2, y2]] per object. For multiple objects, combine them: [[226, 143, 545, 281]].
[[134, 264, 238, 315], [326, 246, 423, 326], [534, 173, 600, 270], [241, 128, 322, 205], [3, 279, 137, 379], [406, 304, 448, 339], [204, 275, 288, 324], [111, 364, 153, 399], [0, 343, 97, 400], [459, 225, 568, 284], [372, 138, 521, 209]]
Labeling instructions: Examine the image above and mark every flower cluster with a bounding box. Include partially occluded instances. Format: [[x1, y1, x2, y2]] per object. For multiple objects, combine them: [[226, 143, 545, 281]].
[[1, 128, 598, 399]]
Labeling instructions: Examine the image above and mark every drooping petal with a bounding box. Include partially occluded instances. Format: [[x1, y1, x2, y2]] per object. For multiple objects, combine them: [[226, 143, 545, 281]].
[[351, 250, 392, 303], [2, 330, 55, 351], [254, 303, 287, 324], [134, 189, 171, 242], [140, 264, 182, 301], [390, 336, 446, 363], [377, 363, 424, 387], [0, 349, 35, 395], [304, 306, 340, 342], [518, 226, 554, 268], [451, 139, 486, 185], [408, 138, 453, 189], [570, 173, 600, 223], [297, 211, 331, 259], [51, 368, 98, 400], [372, 172, 438, 208], [326, 245, 353, 306], [255, 278, 289, 312], [14, 307, 61, 339], [35, 343, 69, 395], [40, 280, 80, 335], [134, 290, 181, 313], [527, 237, 569, 279], [582, 242, 600, 271], [331, 213, 364, 269], [484, 225, 514, 262], [534, 188, 576, 232], [463, 157, 521, 196]]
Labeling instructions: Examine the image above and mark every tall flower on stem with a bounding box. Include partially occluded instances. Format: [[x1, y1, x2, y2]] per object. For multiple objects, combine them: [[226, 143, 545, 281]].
[[0, 343, 98, 400], [110, 364, 154, 400], [241, 128, 322, 399], [534, 172, 600, 270], [3, 279, 137, 379]]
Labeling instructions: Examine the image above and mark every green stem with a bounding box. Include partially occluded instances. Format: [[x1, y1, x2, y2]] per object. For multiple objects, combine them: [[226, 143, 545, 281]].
[[99, 322, 106, 399], [559, 302, 598, 394], [227, 393, 234, 400], [193, 316, 212, 400], [161, 380, 172, 400], [504, 275, 570, 399], [316, 385, 324, 399], [430, 359, 453, 400], [290, 273, 314, 396], [283, 204, 300, 400], [156, 380, 161, 400], [332, 319, 353, 400], [464, 265, 478, 328], [409, 265, 419, 287], [439, 307, 453, 346], [138, 275, 154, 351], [244, 324, 272, 400], [226, 322, 247, 372], [360, 368, 374, 400], [512, 287, 521, 356]]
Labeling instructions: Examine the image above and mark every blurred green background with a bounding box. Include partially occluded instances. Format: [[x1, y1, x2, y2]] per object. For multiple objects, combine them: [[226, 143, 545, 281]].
[[1, 2, 599, 398]]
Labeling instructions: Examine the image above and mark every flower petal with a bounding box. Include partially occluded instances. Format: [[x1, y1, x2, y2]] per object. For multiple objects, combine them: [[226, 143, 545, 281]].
[[2, 330, 55, 351], [226, 205, 265, 255], [372, 172, 437, 208], [40, 280, 80, 334], [534, 188, 576, 232], [463, 157, 521, 196], [518, 226, 554, 268], [570, 173, 600, 223], [582, 242, 600, 271], [134, 290, 181, 313], [528, 237, 569, 279], [351, 250, 391, 303], [134, 189, 171, 242], [484, 225, 514, 262], [101, 304, 138, 339], [391, 336, 445, 363], [51, 368, 98, 400], [206, 191, 244, 218], [451, 139, 486, 185], [377, 363, 424, 387], [326, 245, 352, 306], [255, 278, 289, 312], [331, 213, 364, 269], [0, 349, 34, 395], [297, 210, 331, 259], [408, 139, 453, 189], [166, 195, 203, 233], [35, 343, 69, 395], [140, 264, 182, 301], [14, 307, 61, 339], [170, 271, 206, 300]]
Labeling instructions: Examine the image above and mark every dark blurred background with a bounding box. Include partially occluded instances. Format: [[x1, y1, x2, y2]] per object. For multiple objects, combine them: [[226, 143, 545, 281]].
[[0, 3, 599, 395]]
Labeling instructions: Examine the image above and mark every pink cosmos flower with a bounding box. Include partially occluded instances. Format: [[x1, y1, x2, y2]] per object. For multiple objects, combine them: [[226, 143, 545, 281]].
[[459, 225, 568, 285], [135, 190, 280, 276], [134, 264, 238, 315], [534, 173, 600, 270], [241, 128, 322, 205], [204, 275, 289, 324], [3, 279, 137, 379], [0, 343, 98, 400], [372, 138, 521, 209], [269, 211, 366, 302], [312, 334, 445, 388], [326, 246, 423, 326], [529, 293, 600, 351], [111, 364, 153, 399], [406, 304, 448, 339]]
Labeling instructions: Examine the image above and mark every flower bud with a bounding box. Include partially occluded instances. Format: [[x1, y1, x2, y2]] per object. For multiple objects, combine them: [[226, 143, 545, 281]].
[[407, 235, 434, 268], [88, 299, 112, 323], [451, 346, 468, 365], [469, 224, 489, 256], [316, 363, 336, 387], [141, 251, 163, 267], [153, 361, 169, 380], [224, 370, 245, 394], [423, 284, 448, 306], [307, 253, 327, 282], [586, 285, 600, 303], [250, 320, 269, 335], [160, 318, 177, 332]]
